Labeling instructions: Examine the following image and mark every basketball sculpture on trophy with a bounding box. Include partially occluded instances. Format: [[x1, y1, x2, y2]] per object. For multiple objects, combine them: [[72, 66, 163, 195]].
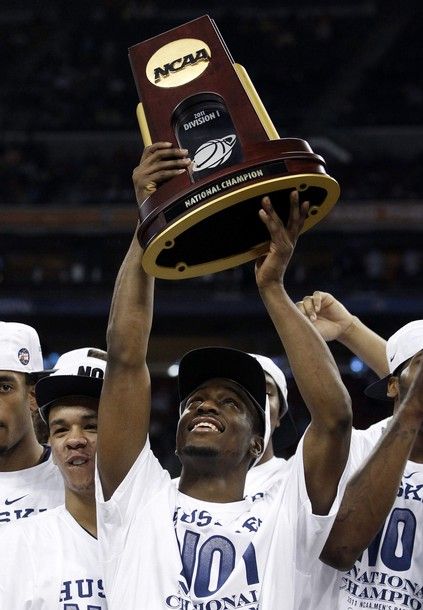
[[129, 15, 340, 279]]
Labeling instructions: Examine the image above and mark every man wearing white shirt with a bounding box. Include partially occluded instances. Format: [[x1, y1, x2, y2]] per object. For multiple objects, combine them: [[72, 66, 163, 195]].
[[297, 292, 423, 610], [95, 143, 353, 610], [0, 321, 64, 524], [0, 347, 108, 609], [244, 354, 296, 495]]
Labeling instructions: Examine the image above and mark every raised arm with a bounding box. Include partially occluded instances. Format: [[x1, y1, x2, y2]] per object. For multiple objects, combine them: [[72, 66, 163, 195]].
[[97, 143, 190, 500], [321, 356, 423, 569], [256, 193, 352, 515], [297, 291, 388, 378]]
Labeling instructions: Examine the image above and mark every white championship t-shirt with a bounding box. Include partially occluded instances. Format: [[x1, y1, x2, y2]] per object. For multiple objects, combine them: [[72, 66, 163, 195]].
[[96, 435, 345, 610], [0, 447, 64, 525], [312, 417, 423, 610], [0, 504, 106, 609], [244, 455, 290, 497]]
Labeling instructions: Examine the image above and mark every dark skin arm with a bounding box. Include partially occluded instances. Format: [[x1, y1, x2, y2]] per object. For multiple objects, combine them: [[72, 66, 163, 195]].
[[256, 193, 352, 515], [97, 143, 190, 500], [321, 356, 423, 570], [297, 291, 389, 378]]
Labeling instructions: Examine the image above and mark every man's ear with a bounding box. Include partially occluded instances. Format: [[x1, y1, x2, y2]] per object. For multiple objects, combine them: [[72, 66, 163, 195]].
[[274, 409, 284, 430], [28, 387, 39, 414], [387, 376, 399, 400], [249, 435, 264, 460]]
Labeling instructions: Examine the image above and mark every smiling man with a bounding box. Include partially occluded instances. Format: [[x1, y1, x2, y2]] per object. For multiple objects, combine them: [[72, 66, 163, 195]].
[[0, 347, 108, 609], [95, 144, 352, 609], [175, 347, 266, 498]]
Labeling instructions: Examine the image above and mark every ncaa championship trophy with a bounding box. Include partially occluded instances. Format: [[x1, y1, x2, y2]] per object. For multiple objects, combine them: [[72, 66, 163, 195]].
[[129, 15, 340, 279]]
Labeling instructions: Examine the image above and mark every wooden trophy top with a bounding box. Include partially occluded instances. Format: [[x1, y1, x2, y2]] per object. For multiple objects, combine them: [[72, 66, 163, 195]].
[[128, 15, 270, 149]]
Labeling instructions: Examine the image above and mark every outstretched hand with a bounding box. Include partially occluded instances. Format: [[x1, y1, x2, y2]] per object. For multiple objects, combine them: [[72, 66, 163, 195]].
[[296, 291, 355, 342], [255, 190, 309, 290], [132, 142, 191, 204]]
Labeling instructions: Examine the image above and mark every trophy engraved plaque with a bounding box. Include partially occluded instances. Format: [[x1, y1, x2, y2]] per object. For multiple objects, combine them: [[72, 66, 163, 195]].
[[129, 15, 340, 279]]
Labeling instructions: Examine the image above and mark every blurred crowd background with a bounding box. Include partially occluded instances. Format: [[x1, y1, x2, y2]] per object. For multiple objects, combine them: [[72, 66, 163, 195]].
[[1, 0, 422, 473]]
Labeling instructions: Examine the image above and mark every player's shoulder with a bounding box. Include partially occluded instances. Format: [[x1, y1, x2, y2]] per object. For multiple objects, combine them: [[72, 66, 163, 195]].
[[350, 417, 392, 461], [244, 456, 289, 498], [353, 416, 391, 439]]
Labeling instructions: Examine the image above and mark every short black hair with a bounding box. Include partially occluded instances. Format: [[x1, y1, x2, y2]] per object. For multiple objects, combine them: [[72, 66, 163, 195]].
[[47, 395, 99, 426]]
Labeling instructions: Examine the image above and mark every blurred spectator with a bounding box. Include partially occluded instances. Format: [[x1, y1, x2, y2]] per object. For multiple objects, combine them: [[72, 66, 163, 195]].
[[1, 140, 422, 205]]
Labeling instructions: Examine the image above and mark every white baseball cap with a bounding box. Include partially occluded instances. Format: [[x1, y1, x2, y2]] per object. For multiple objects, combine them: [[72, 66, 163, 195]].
[[0, 321, 43, 374], [365, 320, 423, 400], [249, 354, 298, 448], [36, 347, 107, 422], [250, 354, 288, 411]]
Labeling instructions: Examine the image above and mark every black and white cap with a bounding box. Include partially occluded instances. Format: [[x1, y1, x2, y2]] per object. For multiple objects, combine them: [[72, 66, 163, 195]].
[[36, 347, 106, 423], [365, 320, 423, 401]]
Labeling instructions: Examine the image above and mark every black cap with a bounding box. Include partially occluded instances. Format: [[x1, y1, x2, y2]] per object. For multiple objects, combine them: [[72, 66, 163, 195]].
[[37, 376, 104, 423], [178, 347, 266, 426], [364, 375, 393, 402]]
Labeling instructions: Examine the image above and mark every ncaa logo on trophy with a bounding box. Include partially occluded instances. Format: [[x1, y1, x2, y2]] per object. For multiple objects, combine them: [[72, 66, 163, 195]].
[[129, 15, 340, 280]]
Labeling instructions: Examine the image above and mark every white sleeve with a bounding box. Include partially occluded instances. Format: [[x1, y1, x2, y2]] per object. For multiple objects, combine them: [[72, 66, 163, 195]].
[[281, 431, 354, 574], [95, 437, 172, 560], [349, 425, 382, 470]]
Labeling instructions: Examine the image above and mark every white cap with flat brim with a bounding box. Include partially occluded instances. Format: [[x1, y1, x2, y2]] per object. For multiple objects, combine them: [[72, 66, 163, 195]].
[[0, 321, 43, 374], [249, 353, 298, 449], [365, 320, 423, 401]]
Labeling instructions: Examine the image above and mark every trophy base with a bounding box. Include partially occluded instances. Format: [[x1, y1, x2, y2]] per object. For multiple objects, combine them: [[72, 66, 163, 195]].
[[138, 151, 340, 280]]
